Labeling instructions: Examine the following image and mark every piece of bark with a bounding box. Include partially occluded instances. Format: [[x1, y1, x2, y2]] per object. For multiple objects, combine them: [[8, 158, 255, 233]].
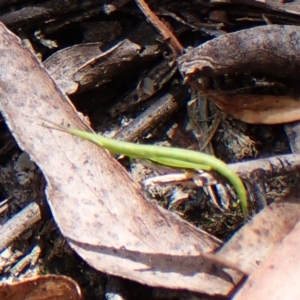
[[0, 202, 42, 252], [45, 40, 160, 94], [44, 43, 103, 94]]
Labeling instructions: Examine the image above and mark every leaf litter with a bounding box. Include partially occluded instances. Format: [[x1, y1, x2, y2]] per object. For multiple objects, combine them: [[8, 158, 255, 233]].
[[1, 1, 300, 297], [0, 23, 237, 295]]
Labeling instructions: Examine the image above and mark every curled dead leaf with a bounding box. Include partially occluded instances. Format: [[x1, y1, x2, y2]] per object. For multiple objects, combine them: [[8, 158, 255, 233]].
[[0, 275, 82, 300], [210, 93, 300, 124], [178, 25, 300, 81]]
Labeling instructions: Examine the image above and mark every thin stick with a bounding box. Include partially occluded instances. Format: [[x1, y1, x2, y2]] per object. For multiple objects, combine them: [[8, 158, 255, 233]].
[[134, 0, 184, 56]]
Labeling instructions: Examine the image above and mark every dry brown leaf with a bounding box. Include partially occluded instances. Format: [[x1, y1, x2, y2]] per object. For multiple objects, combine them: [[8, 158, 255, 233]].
[[217, 193, 300, 276], [208, 93, 300, 124], [233, 220, 300, 299], [0, 275, 82, 300], [0, 23, 238, 295], [178, 25, 300, 81]]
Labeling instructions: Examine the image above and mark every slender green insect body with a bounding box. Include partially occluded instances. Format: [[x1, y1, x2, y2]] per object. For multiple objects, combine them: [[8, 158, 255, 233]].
[[43, 120, 248, 220], [142, 156, 212, 171], [66, 128, 248, 219]]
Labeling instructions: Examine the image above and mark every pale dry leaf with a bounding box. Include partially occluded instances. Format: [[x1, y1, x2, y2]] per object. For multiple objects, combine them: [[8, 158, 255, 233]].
[[0, 23, 238, 295], [216, 192, 300, 276], [233, 220, 300, 299], [208, 93, 300, 124], [0, 275, 82, 300]]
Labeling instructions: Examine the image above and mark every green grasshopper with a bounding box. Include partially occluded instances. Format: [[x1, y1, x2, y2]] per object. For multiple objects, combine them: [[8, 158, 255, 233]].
[[43, 120, 248, 220]]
